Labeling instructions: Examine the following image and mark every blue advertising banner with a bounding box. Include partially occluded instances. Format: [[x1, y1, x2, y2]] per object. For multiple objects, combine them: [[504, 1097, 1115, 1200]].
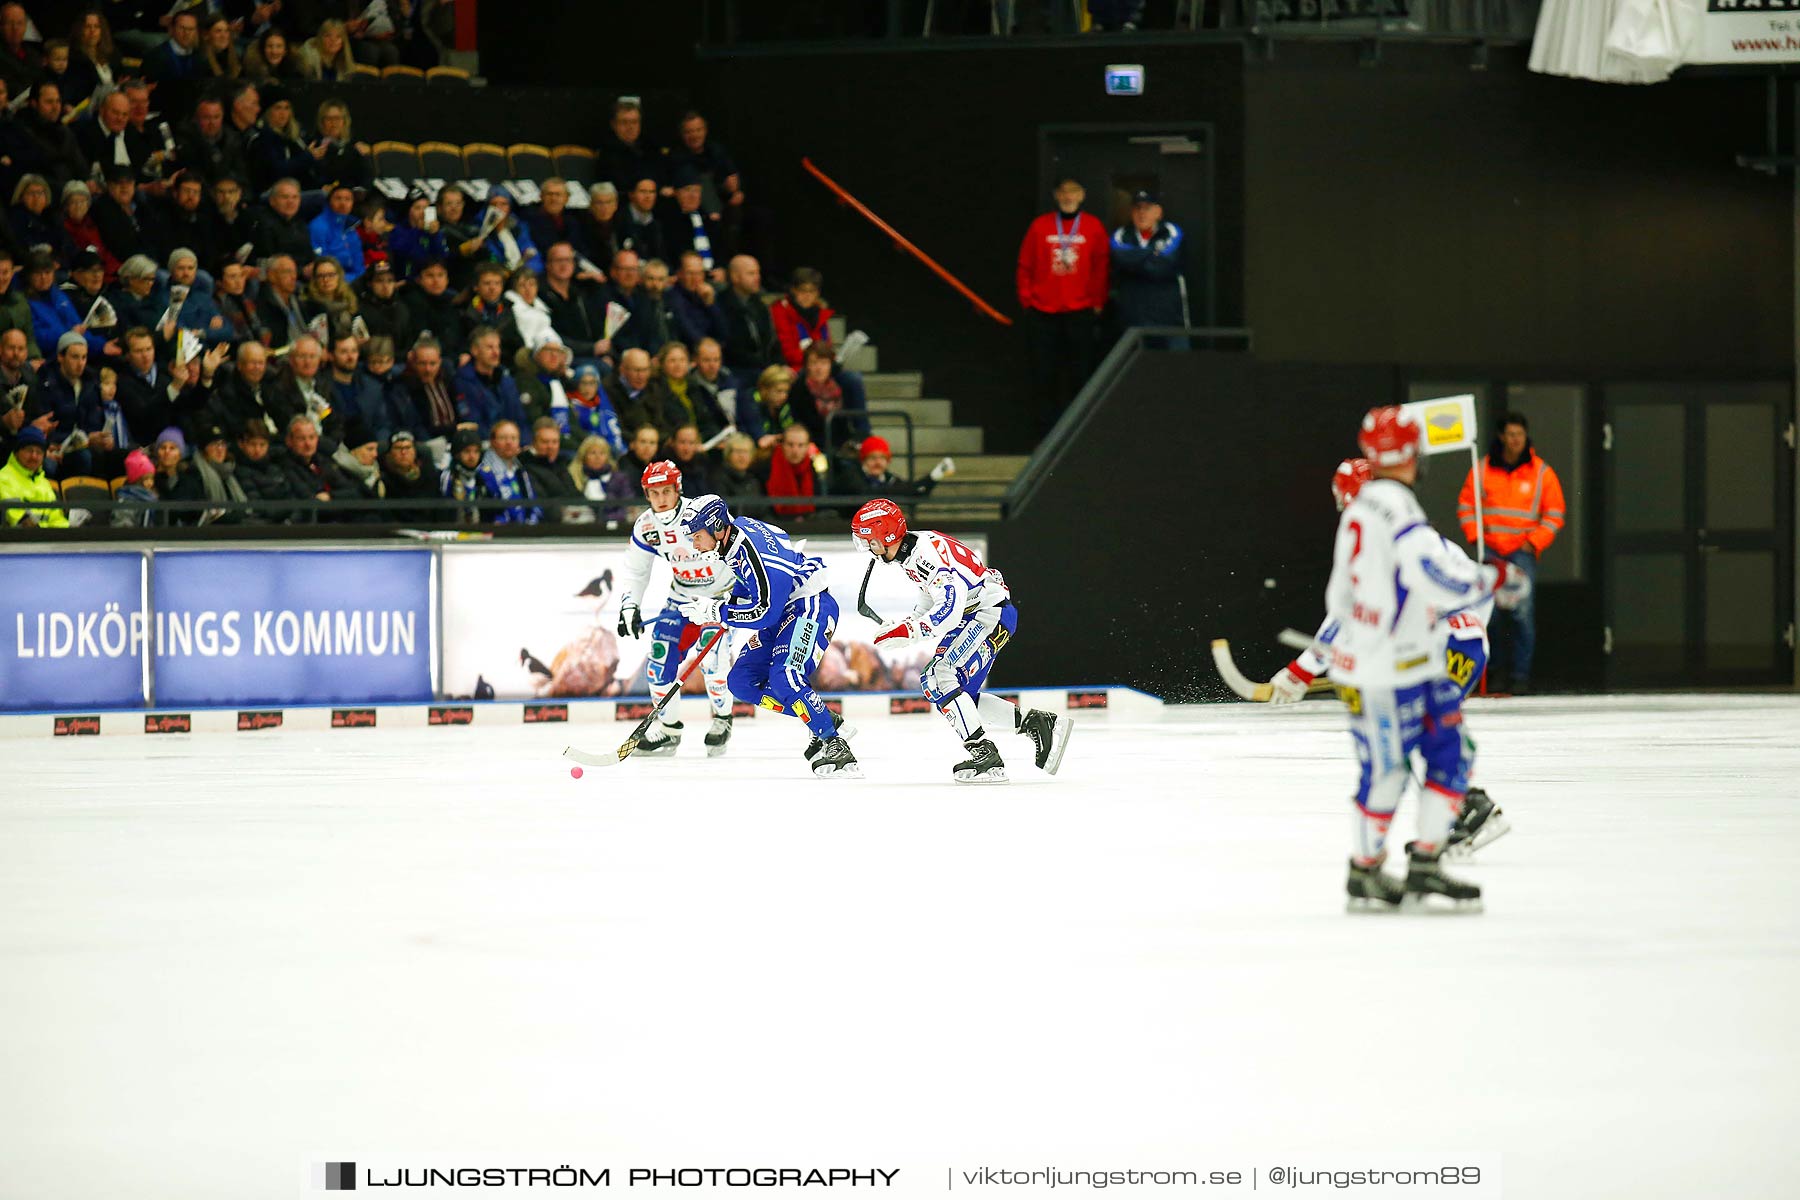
[[0, 552, 147, 712], [152, 550, 433, 706]]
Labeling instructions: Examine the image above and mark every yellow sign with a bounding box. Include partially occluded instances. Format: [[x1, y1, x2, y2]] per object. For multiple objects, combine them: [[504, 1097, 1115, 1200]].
[[1401, 393, 1478, 455]]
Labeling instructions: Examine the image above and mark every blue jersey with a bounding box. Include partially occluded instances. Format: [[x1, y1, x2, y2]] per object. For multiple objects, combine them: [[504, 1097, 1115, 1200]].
[[720, 516, 828, 632]]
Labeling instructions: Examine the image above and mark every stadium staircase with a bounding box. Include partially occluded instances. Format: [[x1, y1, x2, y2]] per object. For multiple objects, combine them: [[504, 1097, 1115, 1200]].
[[829, 316, 1023, 521]]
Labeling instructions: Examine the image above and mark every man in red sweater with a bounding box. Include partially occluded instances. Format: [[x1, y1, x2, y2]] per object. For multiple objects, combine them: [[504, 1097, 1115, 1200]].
[[1016, 177, 1109, 436]]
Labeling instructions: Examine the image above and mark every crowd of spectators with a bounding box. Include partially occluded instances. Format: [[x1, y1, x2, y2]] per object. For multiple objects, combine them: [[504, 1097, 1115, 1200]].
[[0, 11, 944, 531]]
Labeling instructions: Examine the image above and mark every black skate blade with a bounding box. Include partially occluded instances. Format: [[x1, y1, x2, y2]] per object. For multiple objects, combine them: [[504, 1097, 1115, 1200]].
[[1400, 893, 1485, 915], [1447, 815, 1512, 859]]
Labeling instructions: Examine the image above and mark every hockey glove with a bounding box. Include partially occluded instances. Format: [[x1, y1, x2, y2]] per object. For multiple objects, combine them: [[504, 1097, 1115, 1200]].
[[1494, 561, 1533, 611], [1268, 661, 1314, 706], [679, 596, 724, 625], [617, 604, 643, 638], [874, 616, 924, 645]]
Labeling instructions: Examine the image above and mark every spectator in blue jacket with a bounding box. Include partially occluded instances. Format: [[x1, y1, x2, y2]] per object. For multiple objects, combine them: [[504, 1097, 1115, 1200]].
[[452, 325, 526, 435], [473, 185, 539, 273], [24, 252, 106, 360], [1109, 189, 1187, 346], [109, 254, 169, 335], [309, 183, 364, 282], [165, 249, 228, 345], [668, 252, 727, 351], [326, 331, 390, 441], [476, 418, 540, 525], [390, 189, 447, 279]]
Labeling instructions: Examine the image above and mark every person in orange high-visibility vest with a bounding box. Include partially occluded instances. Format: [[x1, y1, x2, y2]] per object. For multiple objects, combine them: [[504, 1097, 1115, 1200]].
[[1458, 411, 1565, 694]]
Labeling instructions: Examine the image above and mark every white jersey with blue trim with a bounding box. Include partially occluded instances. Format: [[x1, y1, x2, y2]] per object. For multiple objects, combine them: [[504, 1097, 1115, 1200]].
[[718, 515, 827, 631], [896, 530, 1010, 635], [617, 498, 735, 611], [1298, 597, 1492, 682], [1323, 478, 1504, 688]]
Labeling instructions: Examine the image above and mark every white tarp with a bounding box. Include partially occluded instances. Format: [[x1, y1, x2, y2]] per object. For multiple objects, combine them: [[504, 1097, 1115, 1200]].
[[1532, 0, 1795, 81]]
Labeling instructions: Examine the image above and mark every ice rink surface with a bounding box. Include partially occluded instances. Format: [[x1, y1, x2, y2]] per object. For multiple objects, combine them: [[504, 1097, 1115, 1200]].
[[4, 693, 1799, 1199]]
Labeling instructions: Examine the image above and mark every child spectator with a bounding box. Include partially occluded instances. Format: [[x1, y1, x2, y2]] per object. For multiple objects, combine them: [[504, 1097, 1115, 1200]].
[[357, 197, 394, 275], [391, 189, 447, 279], [112, 446, 159, 526], [439, 426, 486, 525], [828, 435, 955, 507], [563, 362, 625, 457]]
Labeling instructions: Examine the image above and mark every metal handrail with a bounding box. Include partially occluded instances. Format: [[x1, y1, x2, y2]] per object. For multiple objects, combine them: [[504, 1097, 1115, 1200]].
[[801, 157, 1014, 327], [1002, 325, 1253, 518]]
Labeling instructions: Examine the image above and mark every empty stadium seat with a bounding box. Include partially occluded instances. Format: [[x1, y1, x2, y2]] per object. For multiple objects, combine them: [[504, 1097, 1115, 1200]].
[[57, 476, 111, 506], [427, 66, 472, 85], [418, 142, 466, 181], [462, 143, 507, 182], [552, 144, 598, 185], [373, 140, 422, 180], [382, 65, 426, 83], [507, 144, 554, 183], [350, 63, 380, 80]]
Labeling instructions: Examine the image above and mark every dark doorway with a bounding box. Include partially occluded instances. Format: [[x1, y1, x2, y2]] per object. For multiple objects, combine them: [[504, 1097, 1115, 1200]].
[[1602, 382, 1795, 687], [1039, 123, 1214, 327]]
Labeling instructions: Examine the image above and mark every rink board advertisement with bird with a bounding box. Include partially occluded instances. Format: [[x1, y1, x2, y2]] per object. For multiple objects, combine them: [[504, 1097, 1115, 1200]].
[[438, 539, 984, 701]]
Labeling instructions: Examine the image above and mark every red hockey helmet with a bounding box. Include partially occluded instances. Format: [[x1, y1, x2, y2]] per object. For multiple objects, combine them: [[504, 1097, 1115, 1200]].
[[641, 459, 682, 493], [1331, 457, 1373, 512], [1357, 406, 1422, 469], [851, 498, 907, 554]]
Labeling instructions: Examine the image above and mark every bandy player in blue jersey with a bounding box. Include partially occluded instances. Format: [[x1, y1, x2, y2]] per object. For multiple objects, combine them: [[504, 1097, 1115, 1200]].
[[676, 495, 862, 778], [1268, 457, 1513, 860], [851, 499, 1072, 783]]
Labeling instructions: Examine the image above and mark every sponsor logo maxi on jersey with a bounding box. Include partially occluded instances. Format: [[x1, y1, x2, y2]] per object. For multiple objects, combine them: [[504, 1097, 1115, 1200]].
[[429, 705, 474, 726], [144, 713, 192, 734], [889, 696, 933, 715], [237, 710, 283, 730], [523, 703, 569, 724], [54, 715, 101, 736], [1066, 691, 1109, 710], [331, 708, 378, 729]]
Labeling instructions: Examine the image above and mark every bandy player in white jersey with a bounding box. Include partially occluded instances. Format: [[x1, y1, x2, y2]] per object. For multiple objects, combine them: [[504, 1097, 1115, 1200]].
[[1324, 408, 1526, 912], [616, 460, 737, 757], [850, 499, 1072, 783], [1269, 457, 1512, 859]]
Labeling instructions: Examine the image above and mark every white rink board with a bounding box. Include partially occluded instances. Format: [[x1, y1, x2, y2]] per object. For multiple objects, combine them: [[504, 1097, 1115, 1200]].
[[2, 694, 1797, 1199]]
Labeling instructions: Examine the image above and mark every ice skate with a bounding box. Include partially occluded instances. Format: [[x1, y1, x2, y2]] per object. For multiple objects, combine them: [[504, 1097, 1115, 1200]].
[[1403, 848, 1483, 912], [1445, 786, 1510, 859], [1019, 708, 1072, 774], [953, 738, 1008, 784], [810, 736, 862, 778], [1345, 856, 1405, 912], [633, 719, 683, 759], [704, 715, 733, 757], [804, 714, 858, 763]]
